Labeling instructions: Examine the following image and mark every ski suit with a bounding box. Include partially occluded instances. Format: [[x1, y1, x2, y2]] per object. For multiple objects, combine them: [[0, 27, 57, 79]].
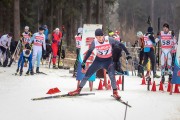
[[156, 31, 177, 75], [21, 32, 32, 49], [51, 32, 62, 65], [74, 34, 82, 72], [17, 49, 32, 71], [112, 35, 123, 73], [29, 32, 46, 68], [79, 36, 130, 89], [0, 34, 12, 63], [140, 33, 156, 76]]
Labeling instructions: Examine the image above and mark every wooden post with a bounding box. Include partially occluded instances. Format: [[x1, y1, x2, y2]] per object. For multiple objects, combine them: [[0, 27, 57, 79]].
[[103, 69, 107, 89], [122, 75, 124, 91]]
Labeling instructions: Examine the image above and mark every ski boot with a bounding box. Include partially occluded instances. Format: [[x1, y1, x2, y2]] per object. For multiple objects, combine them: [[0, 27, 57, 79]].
[[168, 74, 172, 82], [26, 70, 29, 75], [30, 69, 34, 75], [0, 62, 2, 67], [16, 68, 19, 73], [68, 87, 82, 96], [113, 89, 121, 100], [53, 64, 58, 69], [20, 69, 23, 76], [36, 67, 40, 73], [161, 75, 165, 84], [137, 73, 143, 78], [153, 74, 160, 78]]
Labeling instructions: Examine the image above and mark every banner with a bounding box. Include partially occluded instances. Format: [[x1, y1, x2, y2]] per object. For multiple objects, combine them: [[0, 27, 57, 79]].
[[172, 30, 180, 84], [76, 24, 102, 81]]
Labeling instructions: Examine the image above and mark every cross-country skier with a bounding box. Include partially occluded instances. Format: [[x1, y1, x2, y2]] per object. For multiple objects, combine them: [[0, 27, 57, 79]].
[[29, 26, 46, 74], [16, 44, 33, 76], [108, 30, 124, 74], [68, 28, 132, 99], [155, 23, 177, 83], [139, 27, 160, 78], [73, 28, 83, 77], [137, 31, 151, 77], [51, 28, 62, 69], [0, 33, 13, 66], [21, 26, 32, 49]]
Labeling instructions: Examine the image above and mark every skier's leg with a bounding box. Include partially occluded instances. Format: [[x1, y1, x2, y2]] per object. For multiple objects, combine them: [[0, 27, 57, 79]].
[[160, 50, 166, 83], [167, 51, 173, 81], [105, 59, 121, 99], [69, 60, 103, 95], [79, 60, 102, 88], [148, 49, 158, 77], [105, 61, 117, 90], [140, 52, 148, 76]]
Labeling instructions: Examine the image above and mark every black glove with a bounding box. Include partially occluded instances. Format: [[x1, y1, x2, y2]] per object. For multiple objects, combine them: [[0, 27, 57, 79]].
[[61, 49, 65, 59], [81, 62, 86, 69], [126, 55, 132, 60]]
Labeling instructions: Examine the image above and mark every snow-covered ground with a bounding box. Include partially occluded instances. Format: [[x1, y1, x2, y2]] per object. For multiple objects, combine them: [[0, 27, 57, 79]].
[[0, 64, 180, 120]]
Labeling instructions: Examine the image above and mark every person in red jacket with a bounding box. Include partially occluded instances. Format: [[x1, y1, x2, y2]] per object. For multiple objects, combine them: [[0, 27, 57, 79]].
[[51, 28, 62, 69]]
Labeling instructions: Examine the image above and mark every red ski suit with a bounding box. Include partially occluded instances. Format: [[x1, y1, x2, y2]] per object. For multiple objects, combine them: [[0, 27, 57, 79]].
[[51, 32, 62, 65]]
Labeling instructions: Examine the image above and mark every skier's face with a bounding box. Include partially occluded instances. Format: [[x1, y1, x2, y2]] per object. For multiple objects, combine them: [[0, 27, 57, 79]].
[[24, 29, 29, 33], [163, 27, 169, 33], [96, 36, 104, 43], [39, 30, 44, 34]]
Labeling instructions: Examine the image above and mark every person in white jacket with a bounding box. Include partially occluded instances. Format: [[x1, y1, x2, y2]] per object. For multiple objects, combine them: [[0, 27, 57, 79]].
[[0, 33, 13, 66], [29, 26, 46, 74]]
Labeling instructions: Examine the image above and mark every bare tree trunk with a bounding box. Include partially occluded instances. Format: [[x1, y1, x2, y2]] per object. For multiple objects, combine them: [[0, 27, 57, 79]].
[[14, 0, 20, 41], [42, 0, 47, 24], [86, 0, 91, 23], [102, 0, 106, 32], [96, 0, 100, 24], [50, 0, 53, 32], [151, 0, 154, 28]]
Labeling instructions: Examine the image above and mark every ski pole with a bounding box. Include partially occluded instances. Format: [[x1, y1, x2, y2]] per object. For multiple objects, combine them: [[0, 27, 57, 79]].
[[124, 101, 128, 120]]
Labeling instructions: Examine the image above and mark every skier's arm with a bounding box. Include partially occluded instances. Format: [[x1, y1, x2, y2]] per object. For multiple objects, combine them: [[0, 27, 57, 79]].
[[28, 53, 33, 71], [149, 34, 156, 45], [43, 35, 46, 51], [83, 41, 95, 63], [109, 37, 130, 55], [7, 38, 12, 48], [29, 34, 35, 44], [18, 53, 23, 68]]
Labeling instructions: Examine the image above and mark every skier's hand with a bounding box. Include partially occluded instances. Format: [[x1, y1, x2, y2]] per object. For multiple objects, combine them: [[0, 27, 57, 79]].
[[126, 55, 132, 60], [81, 62, 86, 69]]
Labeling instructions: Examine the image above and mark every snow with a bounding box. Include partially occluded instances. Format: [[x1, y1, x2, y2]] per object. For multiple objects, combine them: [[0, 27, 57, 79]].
[[0, 65, 180, 120]]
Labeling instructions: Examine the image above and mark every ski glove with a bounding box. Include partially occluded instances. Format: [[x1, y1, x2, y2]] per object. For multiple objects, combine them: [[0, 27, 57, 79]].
[[126, 55, 132, 60], [81, 62, 86, 69]]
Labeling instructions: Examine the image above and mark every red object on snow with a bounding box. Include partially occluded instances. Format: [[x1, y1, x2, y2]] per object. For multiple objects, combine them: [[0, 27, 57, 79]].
[[141, 76, 146, 85], [151, 81, 156, 92], [167, 82, 171, 92], [97, 80, 103, 90], [46, 87, 61, 94], [118, 76, 122, 85], [159, 82, 164, 91], [174, 84, 180, 93]]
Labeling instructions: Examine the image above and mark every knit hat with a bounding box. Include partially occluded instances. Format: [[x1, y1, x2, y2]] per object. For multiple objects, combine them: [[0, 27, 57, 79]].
[[163, 23, 169, 29], [95, 28, 103, 36], [147, 27, 153, 33]]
